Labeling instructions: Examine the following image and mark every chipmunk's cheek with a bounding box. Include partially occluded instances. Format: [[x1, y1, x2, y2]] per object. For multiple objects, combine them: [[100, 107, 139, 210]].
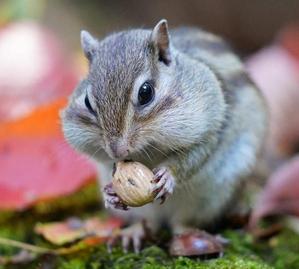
[[126, 132, 139, 151]]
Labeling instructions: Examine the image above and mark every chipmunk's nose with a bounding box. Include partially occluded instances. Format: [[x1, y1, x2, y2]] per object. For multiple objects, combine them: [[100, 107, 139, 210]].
[[109, 139, 129, 159]]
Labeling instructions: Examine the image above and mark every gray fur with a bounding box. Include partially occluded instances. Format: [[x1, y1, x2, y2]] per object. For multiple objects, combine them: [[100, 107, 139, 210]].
[[151, 19, 171, 64], [81, 30, 98, 60], [61, 20, 267, 231]]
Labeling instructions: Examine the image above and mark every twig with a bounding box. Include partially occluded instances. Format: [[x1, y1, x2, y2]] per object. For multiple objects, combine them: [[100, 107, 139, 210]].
[[0, 237, 55, 254], [0, 250, 36, 265], [0, 234, 105, 255]]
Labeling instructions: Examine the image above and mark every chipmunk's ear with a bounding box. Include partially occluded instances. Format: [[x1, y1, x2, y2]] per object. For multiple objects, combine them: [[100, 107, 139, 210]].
[[151, 19, 171, 65], [81, 30, 97, 61]]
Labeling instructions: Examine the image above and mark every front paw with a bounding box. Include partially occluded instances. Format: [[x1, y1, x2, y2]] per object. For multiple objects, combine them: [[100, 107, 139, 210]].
[[103, 183, 128, 211], [152, 166, 176, 204], [107, 221, 151, 253]]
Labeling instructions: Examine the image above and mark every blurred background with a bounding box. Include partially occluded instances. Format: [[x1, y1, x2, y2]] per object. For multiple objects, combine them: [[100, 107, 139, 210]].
[[0, 0, 299, 215], [44, 0, 299, 53], [4, 0, 299, 52]]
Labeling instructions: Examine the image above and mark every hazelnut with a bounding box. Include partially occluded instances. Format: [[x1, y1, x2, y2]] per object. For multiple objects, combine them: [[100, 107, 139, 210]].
[[112, 161, 156, 207]]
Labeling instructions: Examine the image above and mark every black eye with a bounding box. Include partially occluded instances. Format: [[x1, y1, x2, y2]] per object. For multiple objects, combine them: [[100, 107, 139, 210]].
[[138, 82, 155, 106], [85, 94, 96, 116]]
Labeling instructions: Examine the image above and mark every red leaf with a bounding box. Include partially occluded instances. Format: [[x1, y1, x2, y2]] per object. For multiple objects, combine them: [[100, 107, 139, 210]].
[[249, 155, 299, 228], [0, 99, 96, 210], [0, 22, 78, 122]]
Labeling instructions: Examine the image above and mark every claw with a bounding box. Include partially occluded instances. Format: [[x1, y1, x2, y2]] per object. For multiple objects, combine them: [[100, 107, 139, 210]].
[[107, 236, 117, 253], [103, 183, 117, 195], [152, 167, 175, 203], [103, 183, 129, 211], [160, 195, 167, 204], [152, 177, 166, 191], [133, 235, 141, 254], [106, 222, 149, 253], [122, 235, 130, 253]]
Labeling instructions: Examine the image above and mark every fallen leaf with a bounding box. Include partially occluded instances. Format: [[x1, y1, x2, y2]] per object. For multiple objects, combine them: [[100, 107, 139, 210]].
[[0, 22, 78, 122], [280, 23, 299, 62], [246, 43, 299, 161], [249, 155, 299, 229], [169, 230, 224, 257], [0, 98, 96, 210], [0, 98, 66, 139], [35, 217, 123, 245]]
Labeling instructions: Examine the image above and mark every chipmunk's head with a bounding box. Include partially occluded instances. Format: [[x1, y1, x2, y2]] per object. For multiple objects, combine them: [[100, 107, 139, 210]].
[[61, 19, 225, 160]]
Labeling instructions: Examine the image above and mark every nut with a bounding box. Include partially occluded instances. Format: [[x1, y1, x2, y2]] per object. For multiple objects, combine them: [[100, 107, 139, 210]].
[[112, 161, 156, 207]]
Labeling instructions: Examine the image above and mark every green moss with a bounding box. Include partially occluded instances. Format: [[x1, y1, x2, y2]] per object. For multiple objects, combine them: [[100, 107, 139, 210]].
[[0, 182, 100, 226], [259, 230, 299, 269], [32, 182, 100, 216], [52, 244, 273, 269], [173, 256, 272, 269], [59, 258, 88, 269]]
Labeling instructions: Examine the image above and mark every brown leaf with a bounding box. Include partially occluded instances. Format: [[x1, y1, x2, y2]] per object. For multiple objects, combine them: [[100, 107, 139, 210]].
[[169, 230, 224, 257], [35, 217, 123, 245]]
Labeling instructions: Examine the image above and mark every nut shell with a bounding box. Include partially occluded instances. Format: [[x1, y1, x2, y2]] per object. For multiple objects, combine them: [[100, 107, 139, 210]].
[[112, 161, 156, 207]]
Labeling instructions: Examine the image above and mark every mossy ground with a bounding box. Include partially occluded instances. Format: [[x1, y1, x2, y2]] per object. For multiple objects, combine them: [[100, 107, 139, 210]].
[[0, 183, 298, 269]]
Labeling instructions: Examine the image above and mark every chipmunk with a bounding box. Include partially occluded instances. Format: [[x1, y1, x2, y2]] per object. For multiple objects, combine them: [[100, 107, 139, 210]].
[[61, 19, 267, 253]]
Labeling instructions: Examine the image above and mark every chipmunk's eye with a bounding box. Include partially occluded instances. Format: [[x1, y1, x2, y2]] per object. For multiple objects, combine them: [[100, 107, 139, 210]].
[[84, 94, 96, 116], [138, 82, 155, 106]]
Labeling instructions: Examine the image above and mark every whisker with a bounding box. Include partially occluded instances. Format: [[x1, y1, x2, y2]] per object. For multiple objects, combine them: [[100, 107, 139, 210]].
[[147, 143, 169, 158], [90, 144, 104, 159], [141, 147, 152, 162]]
